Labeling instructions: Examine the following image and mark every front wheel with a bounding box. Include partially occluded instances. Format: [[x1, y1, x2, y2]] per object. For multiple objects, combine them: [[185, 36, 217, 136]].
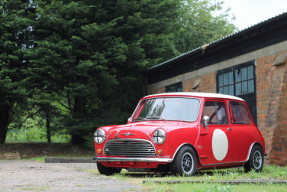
[[97, 162, 122, 176], [244, 145, 264, 173], [170, 146, 197, 176]]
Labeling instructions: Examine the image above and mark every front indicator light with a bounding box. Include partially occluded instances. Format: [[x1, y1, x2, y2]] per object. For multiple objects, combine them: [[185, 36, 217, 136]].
[[97, 149, 102, 154], [157, 149, 163, 155]]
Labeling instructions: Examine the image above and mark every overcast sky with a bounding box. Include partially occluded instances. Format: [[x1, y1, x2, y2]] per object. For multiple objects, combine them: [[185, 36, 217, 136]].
[[220, 0, 287, 30]]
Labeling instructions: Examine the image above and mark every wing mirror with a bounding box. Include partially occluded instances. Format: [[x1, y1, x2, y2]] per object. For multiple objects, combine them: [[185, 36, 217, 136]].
[[202, 116, 210, 132]]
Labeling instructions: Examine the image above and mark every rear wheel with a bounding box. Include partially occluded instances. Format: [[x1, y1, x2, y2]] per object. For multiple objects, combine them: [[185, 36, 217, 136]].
[[97, 162, 122, 176], [170, 146, 197, 176], [244, 145, 264, 173]]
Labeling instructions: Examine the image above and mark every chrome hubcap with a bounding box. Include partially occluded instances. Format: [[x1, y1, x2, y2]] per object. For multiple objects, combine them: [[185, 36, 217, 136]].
[[253, 150, 262, 169], [181, 152, 194, 174]]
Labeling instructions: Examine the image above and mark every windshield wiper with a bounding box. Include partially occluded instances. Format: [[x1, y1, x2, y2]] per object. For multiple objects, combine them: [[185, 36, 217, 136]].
[[133, 117, 147, 121], [146, 116, 166, 121]]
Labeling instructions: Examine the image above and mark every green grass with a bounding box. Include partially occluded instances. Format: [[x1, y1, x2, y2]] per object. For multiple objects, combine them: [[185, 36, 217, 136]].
[[86, 165, 287, 192], [23, 156, 46, 162], [5, 127, 71, 143], [140, 165, 287, 182], [143, 183, 287, 192]]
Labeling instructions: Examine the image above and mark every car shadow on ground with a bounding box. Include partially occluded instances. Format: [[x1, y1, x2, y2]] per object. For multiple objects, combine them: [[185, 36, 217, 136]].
[[119, 169, 245, 178]]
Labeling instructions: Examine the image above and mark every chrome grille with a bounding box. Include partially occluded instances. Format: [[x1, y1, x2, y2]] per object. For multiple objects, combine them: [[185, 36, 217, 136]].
[[104, 139, 156, 157]]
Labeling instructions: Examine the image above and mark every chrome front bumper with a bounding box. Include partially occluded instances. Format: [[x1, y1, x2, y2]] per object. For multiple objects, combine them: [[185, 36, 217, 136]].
[[93, 156, 173, 163]]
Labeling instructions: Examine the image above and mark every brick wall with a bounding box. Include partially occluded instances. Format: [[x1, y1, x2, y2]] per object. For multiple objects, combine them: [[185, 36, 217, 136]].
[[149, 86, 165, 95], [256, 51, 287, 165], [0, 143, 95, 159], [183, 72, 216, 93], [0, 152, 21, 160], [149, 72, 216, 95]]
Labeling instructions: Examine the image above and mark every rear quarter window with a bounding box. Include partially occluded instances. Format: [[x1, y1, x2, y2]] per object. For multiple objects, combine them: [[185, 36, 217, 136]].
[[229, 102, 251, 124]]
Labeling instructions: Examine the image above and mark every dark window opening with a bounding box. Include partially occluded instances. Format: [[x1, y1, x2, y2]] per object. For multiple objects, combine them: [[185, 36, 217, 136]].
[[219, 71, 234, 95], [216, 60, 257, 125], [165, 82, 183, 92], [217, 61, 255, 96]]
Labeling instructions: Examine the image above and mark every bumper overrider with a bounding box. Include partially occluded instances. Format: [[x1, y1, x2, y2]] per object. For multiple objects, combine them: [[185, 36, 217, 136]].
[[93, 156, 173, 163]]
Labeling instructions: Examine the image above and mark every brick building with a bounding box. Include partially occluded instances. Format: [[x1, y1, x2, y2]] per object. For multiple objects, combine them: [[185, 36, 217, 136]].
[[142, 13, 287, 165]]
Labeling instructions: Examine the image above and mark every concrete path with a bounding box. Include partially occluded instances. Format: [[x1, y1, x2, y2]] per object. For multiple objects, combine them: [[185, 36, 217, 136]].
[[0, 160, 141, 191]]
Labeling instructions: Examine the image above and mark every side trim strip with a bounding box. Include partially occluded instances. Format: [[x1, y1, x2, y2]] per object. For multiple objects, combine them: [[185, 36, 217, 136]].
[[201, 161, 245, 166]]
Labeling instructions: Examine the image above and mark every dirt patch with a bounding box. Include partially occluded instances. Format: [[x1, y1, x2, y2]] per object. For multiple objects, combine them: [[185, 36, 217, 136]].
[[0, 161, 141, 191], [0, 143, 95, 159]]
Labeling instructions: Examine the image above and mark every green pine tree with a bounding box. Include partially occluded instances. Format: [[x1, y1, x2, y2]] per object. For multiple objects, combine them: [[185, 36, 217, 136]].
[[26, 0, 180, 146], [0, 0, 33, 143]]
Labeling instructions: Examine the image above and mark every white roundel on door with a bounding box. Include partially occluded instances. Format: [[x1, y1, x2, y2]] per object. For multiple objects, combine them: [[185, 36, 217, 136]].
[[212, 129, 228, 161]]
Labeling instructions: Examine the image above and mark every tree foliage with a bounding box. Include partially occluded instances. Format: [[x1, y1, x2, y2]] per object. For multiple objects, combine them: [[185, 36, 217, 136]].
[[168, 0, 237, 57], [0, 0, 33, 143], [0, 0, 237, 145], [25, 0, 180, 145]]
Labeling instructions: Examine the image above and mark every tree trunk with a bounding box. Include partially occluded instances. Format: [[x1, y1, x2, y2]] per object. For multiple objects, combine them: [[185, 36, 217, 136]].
[[71, 96, 86, 146], [0, 103, 11, 144], [46, 110, 51, 143]]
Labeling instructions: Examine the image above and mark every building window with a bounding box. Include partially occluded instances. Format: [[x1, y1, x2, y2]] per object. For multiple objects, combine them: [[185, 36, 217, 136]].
[[216, 60, 257, 125], [165, 82, 183, 92], [218, 72, 234, 95], [216, 61, 255, 96], [235, 66, 254, 95]]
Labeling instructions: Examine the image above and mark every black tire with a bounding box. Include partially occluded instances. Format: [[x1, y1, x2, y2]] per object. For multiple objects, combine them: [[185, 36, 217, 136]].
[[170, 146, 197, 176], [97, 162, 122, 176], [244, 145, 264, 173]]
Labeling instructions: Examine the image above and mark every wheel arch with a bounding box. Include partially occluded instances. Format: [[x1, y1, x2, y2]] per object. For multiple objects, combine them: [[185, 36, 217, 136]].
[[171, 143, 202, 168], [246, 142, 264, 162]]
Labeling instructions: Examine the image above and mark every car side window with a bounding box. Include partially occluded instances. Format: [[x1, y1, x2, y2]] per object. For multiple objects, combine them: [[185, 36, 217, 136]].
[[229, 102, 251, 124], [202, 101, 228, 124]]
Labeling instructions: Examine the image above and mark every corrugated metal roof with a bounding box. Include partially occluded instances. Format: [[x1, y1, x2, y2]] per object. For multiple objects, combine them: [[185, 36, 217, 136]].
[[145, 11, 287, 72]]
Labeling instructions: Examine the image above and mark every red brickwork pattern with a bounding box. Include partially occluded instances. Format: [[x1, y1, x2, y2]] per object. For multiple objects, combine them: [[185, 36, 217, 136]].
[[0, 143, 95, 159], [149, 86, 165, 95], [270, 69, 287, 165], [0, 152, 21, 160], [149, 73, 216, 95], [256, 51, 287, 166], [183, 72, 216, 93]]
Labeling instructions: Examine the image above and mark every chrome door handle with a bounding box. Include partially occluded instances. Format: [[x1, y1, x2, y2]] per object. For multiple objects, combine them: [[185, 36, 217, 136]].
[[227, 128, 232, 131]]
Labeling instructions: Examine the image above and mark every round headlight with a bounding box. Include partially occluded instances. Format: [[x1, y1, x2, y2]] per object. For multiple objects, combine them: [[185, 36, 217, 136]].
[[153, 129, 166, 144], [94, 129, 106, 144]]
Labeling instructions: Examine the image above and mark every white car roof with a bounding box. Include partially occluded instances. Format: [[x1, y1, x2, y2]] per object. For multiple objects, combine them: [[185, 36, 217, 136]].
[[144, 92, 244, 101]]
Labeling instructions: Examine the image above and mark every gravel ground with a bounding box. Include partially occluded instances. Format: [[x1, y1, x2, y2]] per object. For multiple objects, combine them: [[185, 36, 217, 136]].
[[0, 161, 142, 192]]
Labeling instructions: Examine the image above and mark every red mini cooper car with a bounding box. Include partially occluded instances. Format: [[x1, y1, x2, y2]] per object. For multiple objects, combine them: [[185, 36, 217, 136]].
[[93, 92, 265, 176]]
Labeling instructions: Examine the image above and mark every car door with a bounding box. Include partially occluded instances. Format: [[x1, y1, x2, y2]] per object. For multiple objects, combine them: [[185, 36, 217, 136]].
[[228, 101, 257, 162], [200, 100, 235, 165]]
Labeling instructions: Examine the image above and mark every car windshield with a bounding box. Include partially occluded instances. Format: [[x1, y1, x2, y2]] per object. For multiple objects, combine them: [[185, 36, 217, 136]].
[[132, 97, 200, 122]]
